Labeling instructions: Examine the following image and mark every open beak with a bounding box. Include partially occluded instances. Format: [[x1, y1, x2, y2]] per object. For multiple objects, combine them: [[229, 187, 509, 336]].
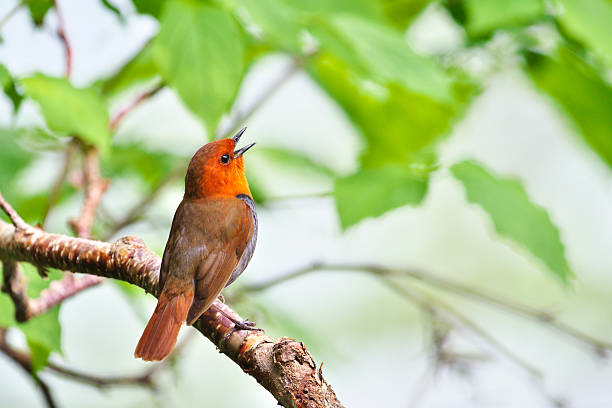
[[232, 127, 255, 158], [234, 142, 255, 158], [233, 127, 247, 143]]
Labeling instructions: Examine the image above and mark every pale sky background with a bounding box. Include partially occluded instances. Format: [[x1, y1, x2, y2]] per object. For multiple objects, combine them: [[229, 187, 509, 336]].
[[0, 0, 611, 407]]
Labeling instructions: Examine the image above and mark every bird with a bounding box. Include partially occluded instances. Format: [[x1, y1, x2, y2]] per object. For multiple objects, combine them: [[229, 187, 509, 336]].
[[134, 127, 257, 361]]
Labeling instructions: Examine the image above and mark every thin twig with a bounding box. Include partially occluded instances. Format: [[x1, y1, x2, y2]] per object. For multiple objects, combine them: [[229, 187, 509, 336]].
[[383, 278, 544, 378], [242, 263, 612, 353], [382, 280, 567, 408], [216, 58, 302, 140], [47, 362, 155, 389], [53, 0, 71, 78], [101, 162, 185, 241], [42, 142, 76, 227], [1, 260, 104, 322], [0, 191, 28, 229], [109, 83, 165, 132], [0, 1, 22, 32], [0, 329, 57, 408], [69, 145, 109, 239], [1, 260, 31, 321]]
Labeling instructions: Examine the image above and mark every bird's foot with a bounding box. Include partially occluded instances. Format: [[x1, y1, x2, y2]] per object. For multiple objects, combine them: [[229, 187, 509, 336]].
[[231, 318, 262, 332], [218, 309, 263, 339]]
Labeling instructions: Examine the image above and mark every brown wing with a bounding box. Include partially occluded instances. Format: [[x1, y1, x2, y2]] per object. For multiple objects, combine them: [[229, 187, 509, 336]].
[[183, 197, 253, 325]]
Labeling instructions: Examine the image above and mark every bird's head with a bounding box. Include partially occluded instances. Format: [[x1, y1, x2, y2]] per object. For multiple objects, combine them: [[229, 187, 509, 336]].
[[184, 127, 255, 199]]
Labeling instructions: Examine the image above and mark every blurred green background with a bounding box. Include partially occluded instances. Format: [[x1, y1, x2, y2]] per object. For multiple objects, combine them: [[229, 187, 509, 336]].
[[0, 0, 611, 406]]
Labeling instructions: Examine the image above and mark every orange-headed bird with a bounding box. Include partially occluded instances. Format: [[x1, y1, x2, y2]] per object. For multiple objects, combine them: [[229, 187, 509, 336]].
[[135, 128, 257, 361]]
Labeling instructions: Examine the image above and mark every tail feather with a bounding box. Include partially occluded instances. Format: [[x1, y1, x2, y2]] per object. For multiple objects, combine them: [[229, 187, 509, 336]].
[[134, 290, 194, 361]]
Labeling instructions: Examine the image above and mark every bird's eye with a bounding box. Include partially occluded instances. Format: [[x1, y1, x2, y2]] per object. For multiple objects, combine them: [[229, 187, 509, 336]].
[[220, 154, 230, 164]]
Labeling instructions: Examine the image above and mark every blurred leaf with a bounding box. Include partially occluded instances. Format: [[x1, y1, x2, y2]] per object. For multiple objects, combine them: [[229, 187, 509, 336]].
[[244, 169, 269, 205], [0, 297, 16, 326], [555, 0, 612, 64], [463, 0, 545, 37], [0, 286, 17, 327], [101, 0, 123, 20], [153, 1, 245, 134], [0, 129, 33, 189], [22, 264, 63, 298], [379, 0, 433, 28], [317, 15, 454, 103], [526, 48, 612, 169], [102, 42, 158, 96], [102, 143, 182, 189], [310, 54, 475, 167], [0, 129, 74, 224], [20, 265, 63, 369], [21, 75, 111, 149], [132, 0, 165, 17], [284, 0, 385, 20], [0, 64, 23, 114], [25, 0, 53, 26], [232, 0, 303, 52], [334, 165, 428, 229], [21, 307, 62, 365], [27, 340, 51, 374], [451, 160, 573, 282], [254, 146, 336, 176]]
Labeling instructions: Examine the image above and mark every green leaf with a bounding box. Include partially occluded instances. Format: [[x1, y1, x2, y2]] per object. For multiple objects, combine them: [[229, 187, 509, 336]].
[[21, 75, 111, 149], [153, 1, 245, 134], [0, 129, 32, 189], [525, 48, 612, 169], [317, 15, 454, 103], [463, 0, 545, 37], [309, 54, 476, 167], [0, 292, 17, 327], [102, 143, 182, 189], [20, 265, 63, 371], [334, 165, 428, 229], [25, 0, 53, 26], [132, 0, 166, 18], [21, 307, 62, 364], [101, 42, 159, 96], [451, 160, 573, 282], [27, 340, 51, 374], [232, 0, 303, 52], [284, 0, 385, 20], [0, 64, 23, 114], [555, 0, 612, 64], [379, 0, 434, 28]]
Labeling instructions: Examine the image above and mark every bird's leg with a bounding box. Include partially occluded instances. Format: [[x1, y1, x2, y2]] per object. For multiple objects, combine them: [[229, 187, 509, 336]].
[[218, 309, 263, 332]]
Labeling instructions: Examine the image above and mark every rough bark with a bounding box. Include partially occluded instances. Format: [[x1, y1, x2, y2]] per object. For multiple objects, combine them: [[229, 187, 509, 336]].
[[0, 219, 343, 408]]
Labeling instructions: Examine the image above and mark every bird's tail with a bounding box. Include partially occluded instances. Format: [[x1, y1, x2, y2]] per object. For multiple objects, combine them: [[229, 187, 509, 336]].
[[134, 289, 194, 361]]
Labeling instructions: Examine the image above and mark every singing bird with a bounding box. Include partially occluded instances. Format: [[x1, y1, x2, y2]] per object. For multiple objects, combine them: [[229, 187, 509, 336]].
[[134, 128, 257, 361]]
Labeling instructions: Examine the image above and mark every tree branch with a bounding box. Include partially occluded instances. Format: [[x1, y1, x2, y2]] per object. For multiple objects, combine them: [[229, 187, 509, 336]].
[[69, 146, 109, 239], [109, 83, 165, 132], [242, 263, 612, 354], [53, 0, 71, 78], [0, 208, 343, 407], [216, 57, 302, 139], [42, 141, 76, 227], [0, 192, 28, 230]]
